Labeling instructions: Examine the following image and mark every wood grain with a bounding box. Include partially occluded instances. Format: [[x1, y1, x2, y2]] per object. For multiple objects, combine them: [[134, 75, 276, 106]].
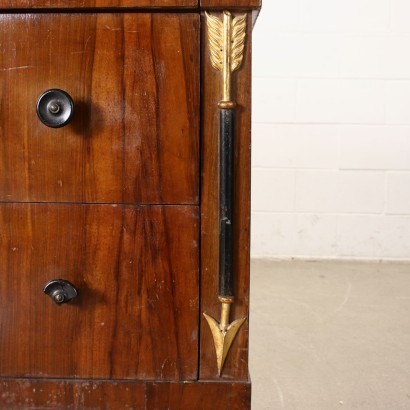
[[147, 381, 251, 409], [0, 379, 251, 409], [0, 0, 261, 8], [0, 13, 199, 204], [0, 0, 196, 8], [200, 0, 261, 8], [199, 11, 251, 380], [0, 204, 199, 380]]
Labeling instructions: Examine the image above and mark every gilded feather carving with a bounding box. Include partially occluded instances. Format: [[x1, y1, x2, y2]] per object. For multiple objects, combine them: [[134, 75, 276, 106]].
[[205, 12, 247, 73], [205, 13, 224, 71], [230, 14, 247, 72]]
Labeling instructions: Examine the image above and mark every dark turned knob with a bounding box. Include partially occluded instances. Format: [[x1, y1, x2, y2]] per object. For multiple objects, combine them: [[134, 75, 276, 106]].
[[36, 89, 74, 128], [44, 279, 78, 305]]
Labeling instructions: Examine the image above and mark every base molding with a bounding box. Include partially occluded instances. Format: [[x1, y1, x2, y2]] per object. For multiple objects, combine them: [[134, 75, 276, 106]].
[[0, 378, 251, 409]]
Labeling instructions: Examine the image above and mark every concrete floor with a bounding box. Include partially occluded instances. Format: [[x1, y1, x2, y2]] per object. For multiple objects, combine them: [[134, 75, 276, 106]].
[[249, 260, 410, 410]]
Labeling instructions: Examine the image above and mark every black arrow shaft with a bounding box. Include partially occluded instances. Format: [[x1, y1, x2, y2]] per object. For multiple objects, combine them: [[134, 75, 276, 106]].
[[219, 108, 235, 298]]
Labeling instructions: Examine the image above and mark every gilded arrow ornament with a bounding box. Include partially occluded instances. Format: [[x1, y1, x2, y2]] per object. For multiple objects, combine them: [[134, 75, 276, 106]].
[[206, 11, 246, 74], [203, 300, 246, 376], [203, 10, 248, 377], [206, 11, 246, 104]]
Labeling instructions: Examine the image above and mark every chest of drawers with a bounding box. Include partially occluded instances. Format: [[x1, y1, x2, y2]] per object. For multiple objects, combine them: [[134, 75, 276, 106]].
[[0, 1, 260, 408]]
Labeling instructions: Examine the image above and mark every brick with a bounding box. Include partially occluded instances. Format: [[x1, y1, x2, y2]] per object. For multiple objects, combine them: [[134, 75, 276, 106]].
[[386, 173, 410, 214], [294, 170, 384, 213], [253, 33, 340, 78], [337, 215, 410, 259], [252, 123, 339, 169], [386, 81, 410, 124], [251, 212, 295, 258], [293, 214, 338, 257], [390, 0, 410, 33], [251, 168, 295, 212], [253, 78, 297, 123], [340, 35, 410, 79], [296, 80, 385, 124], [339, 126, 410, 170], [299, 0, 389, 32]]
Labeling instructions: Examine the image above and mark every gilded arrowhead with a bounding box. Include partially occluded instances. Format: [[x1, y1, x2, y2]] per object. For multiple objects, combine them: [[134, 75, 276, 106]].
[[203, 312, 246, 376]]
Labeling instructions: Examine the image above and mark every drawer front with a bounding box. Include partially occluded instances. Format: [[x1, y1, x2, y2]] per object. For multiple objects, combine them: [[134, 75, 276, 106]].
[[0, 13, 199, 204], [0, 204, 199, 380]]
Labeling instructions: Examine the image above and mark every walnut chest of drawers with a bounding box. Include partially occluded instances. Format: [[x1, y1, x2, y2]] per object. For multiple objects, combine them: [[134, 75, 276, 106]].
[[0, 1, 260, 408]]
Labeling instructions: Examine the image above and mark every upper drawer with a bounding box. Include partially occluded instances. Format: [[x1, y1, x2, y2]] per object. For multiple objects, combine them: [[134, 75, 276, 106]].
[[0, 0, 196, 8], [0, 13, 199, 204]]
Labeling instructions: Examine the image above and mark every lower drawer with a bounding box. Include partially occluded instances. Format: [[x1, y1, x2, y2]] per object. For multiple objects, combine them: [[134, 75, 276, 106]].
[[0, 204, 199, 380]]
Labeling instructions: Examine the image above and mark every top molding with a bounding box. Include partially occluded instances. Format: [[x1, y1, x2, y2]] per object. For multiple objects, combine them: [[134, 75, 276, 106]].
[[0, 0, 261, 9], [200, 0, 261, 8], [0, 0, 194, 8]]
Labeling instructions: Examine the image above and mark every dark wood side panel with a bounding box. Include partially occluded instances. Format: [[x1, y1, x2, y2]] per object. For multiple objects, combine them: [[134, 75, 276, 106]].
[[0, 204, 199, 380], [0, 13, 199, 204], [0, 0, 196, 8], [0, 379, 251, 409], [200, 12, 251, 380]]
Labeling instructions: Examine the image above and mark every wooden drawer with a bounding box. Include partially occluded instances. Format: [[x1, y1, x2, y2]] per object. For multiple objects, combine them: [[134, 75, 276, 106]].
[[0, 203, 199, 380], [0, 13, 199, 204]]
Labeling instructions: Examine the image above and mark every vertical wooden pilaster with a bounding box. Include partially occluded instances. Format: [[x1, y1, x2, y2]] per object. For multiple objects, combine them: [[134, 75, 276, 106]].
[[200, 11, 252, 381]]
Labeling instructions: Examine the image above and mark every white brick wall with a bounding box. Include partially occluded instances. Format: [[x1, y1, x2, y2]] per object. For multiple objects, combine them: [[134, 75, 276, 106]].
[[251, 0, 410, 260]]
